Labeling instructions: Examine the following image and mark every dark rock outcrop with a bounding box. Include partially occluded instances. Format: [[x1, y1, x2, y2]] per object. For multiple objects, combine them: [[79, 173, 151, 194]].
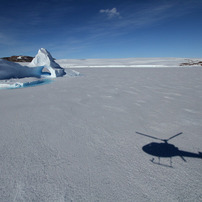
[[180, 60, 202, 66], [1, 55, 34, 62]]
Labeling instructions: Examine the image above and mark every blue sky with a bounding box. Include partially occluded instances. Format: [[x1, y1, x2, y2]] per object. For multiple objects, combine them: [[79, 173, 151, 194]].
[[0, 0, 202, 59]]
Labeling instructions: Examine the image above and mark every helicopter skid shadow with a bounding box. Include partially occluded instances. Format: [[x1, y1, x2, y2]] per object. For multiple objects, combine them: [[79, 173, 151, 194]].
[[150, 158, 173, 168]]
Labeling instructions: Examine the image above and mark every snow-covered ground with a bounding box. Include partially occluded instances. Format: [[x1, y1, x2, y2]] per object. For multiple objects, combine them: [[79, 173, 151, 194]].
[[0, 64, 202, 201], [18, 57, 202, 68], [56, 57, 202, 68]]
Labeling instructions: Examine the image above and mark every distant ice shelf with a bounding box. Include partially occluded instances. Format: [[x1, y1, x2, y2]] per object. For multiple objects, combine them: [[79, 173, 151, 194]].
[[56, 57, 202, 68]]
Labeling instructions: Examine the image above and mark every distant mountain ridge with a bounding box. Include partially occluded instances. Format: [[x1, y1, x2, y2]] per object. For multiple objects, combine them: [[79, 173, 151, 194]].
[[1, 55, 34, 62]]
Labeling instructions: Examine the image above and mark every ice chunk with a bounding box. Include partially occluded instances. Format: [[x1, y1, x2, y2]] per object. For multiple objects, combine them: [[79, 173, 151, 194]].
[[0, 82, 23, 89], [29, 48, 66, 78], [0, 59, 43, 80]]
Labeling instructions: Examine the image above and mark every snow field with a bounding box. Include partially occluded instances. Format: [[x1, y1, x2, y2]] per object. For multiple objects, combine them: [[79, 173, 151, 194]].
[[56, 57, 202, 68], [0, 67, 202, 201]]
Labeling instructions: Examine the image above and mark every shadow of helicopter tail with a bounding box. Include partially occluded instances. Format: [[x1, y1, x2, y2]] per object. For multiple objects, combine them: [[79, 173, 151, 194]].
[[179, 150, 202, 159]]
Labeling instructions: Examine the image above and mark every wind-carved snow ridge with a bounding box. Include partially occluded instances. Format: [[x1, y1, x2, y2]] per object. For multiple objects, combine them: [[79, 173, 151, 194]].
[[29, 48, 79, 78]]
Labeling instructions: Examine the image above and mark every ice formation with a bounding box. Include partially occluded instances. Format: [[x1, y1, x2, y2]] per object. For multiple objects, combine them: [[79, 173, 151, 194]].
[[29, 48, 66, 78], [0, 59, 43, 80]]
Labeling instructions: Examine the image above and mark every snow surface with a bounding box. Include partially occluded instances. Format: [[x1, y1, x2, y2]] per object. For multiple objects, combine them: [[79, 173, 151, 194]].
[[56, 57, 202, 68], [0, 66, 202, 201]]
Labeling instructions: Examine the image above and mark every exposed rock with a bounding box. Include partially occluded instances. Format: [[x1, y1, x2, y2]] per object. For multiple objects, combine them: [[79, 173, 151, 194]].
[[1, 55, 34, 62], [180, 59, 202, 66]]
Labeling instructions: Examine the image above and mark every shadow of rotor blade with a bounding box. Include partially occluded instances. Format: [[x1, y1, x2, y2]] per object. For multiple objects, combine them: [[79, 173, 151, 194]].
[[136, 132, 162, 141], [167, 132, 183, 141]]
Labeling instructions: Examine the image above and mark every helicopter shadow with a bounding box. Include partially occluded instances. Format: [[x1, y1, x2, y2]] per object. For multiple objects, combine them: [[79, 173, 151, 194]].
[[136, 132, 202, 167]]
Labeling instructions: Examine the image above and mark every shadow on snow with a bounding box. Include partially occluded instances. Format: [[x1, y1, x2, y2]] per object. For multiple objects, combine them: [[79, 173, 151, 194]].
[[136, 132, 202, 167]]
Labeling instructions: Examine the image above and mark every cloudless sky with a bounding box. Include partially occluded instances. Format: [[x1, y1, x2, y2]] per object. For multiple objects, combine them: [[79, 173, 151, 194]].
[[0, 0, 202, 59]]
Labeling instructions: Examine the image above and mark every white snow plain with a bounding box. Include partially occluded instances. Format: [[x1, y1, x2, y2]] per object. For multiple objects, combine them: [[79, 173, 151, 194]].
[[56, 57, 202, 68], [0, 62, 202, 201]]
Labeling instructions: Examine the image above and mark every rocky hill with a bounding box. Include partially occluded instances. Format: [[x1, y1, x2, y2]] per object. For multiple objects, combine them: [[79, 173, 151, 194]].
[[1, 55, 34, 62], [180, 59, 202, 66]]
